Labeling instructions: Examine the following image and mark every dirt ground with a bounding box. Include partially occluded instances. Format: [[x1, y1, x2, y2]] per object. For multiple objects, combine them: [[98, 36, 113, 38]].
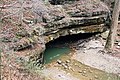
[[72, 38, 120, 74]]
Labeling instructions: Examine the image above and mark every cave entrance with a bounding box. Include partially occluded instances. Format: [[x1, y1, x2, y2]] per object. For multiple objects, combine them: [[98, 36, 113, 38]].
[[44, 33, 97, 64]]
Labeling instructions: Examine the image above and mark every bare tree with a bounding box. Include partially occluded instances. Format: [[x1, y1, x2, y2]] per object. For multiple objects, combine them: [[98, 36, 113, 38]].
[[105, 0, 120, 50]]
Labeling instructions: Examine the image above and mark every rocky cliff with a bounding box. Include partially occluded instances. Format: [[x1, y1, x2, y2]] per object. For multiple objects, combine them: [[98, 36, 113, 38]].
[[33, 0, 109, 43], [1, 0, 110, 66]]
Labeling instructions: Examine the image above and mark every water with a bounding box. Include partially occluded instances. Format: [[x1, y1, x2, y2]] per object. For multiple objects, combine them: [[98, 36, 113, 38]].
[[44, 47, 70, 64]]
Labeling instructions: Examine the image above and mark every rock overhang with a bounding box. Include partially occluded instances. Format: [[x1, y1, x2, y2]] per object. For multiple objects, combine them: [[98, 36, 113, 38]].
[[43, 0, 110, 43]]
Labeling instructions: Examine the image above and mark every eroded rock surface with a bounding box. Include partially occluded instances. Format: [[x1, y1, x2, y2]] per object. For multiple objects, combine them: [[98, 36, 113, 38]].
[[1, 0, 110, 67]]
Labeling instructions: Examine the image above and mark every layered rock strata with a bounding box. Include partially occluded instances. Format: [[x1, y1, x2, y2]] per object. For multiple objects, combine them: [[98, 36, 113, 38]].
[[1, 0, 110, 65]]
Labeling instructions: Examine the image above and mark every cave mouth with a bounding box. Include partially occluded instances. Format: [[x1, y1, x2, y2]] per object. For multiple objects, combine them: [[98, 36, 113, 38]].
[[44, 33, 98, 64]]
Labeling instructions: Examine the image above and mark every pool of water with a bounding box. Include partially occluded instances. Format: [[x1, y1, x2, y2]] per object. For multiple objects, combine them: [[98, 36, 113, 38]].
[[43, 47, 70, 64]]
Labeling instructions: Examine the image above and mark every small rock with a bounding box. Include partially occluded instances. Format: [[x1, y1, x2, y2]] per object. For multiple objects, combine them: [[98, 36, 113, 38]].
[[94, 75, 98, 79], [62, 63, 68, 69], [71, 68, 75, 72], [117, 33, 120, 36], [115, 37, 120, 42], [58, 75, 61, 77], [101, 30, 109, 40], [82, 73, 87, 77], [65, 63, 70, 67], [68, 66, 72, 70], [74, 63, 77, 66], [118, 42, 120, 46], [57, 60, 62, 64], [41, 67, 44, 70], [116, 46, 120, 49], [67, 73, 70, 75], [83, 50, 87, 53], [83, 70, 87, 74], [78, 70, 82, 73], [66, 60, 70, 63], [64, 65, 68, 69]]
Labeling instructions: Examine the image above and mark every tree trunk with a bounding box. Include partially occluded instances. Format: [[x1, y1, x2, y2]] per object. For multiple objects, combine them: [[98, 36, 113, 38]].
[[105, 0, 120, 50], [18, 0, 24, 24]]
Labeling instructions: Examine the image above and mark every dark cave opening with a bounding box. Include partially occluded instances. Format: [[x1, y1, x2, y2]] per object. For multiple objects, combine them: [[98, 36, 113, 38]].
[[44, 32, 99, 64], [46, 33, 98, 47]]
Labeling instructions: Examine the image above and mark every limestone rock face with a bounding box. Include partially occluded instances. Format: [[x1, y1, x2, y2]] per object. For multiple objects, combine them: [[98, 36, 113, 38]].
[[41, 0, 110, 43], [1, 0, 110, 66]]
